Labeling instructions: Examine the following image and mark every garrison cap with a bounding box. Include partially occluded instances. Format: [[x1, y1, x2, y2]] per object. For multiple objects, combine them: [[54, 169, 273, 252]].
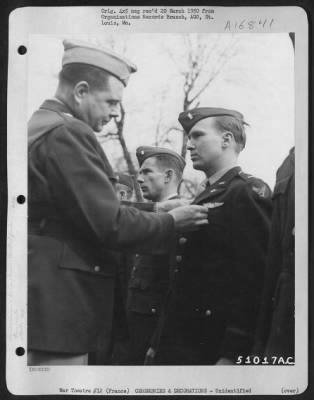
[[116, 173, 134, 190], [136, 146, 186, 171], [178, 107, 249, 134], [62, 39, 137, 86]]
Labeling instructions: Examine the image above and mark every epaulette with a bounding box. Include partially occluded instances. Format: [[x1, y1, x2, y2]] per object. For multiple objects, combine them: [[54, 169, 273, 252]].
[[238, 171, 272, 199], [28, 109, 65, 148]]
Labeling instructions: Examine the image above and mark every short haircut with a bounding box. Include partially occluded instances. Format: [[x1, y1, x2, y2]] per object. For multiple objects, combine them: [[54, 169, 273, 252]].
[[213, 115, 247, 152], [153, 155, 185, 181], [59, 63, 110, 91]]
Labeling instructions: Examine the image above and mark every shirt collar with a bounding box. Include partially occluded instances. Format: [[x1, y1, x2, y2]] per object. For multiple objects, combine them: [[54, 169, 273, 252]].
[[160, 193, 179, 201], [208, 164, 238, 186], [40, 98, 74, 117]]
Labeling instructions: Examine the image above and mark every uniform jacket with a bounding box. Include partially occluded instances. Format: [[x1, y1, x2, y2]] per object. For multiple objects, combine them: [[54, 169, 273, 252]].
[[127, 195, 180, 316], [170, 166, 272, 362], [28, 99, 174, 354], [254, 148, 295, 358]]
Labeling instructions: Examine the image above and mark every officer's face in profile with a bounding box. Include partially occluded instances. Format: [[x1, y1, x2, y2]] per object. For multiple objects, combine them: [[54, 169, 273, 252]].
[[137, 158, 166, 202], [74, 75, 124, 132], [187, 118, 224, 174]]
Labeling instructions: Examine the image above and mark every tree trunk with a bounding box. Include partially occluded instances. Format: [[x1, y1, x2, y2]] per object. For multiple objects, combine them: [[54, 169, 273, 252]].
[[180, 95, 190, 158], [181, 132, 189, 159], [116, 105, 144, 202]]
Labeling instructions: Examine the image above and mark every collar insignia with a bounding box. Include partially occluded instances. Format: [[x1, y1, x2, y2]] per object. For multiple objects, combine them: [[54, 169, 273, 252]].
[[187, 112, 193, 120], [62, 112, 73, 118]]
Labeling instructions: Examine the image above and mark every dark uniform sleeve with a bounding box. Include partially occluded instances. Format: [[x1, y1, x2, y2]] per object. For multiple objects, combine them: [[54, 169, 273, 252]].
[[44, 120, 174, 254], [220, 179, 272, 360], [121, 200, 155, 212]]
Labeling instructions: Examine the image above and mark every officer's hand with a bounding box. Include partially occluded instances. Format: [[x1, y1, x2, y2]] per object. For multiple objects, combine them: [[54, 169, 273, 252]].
[[169, 205, 208, 232], [215, 357, 234, 365], [155, 199, 191, 212]]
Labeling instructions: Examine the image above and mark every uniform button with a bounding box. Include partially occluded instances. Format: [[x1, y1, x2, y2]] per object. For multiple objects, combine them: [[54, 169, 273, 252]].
[[94, 265, 100, 272], [205, 309, 212, 317], [151, 308, 157, 314], [176, 255, 182, 263], [179, 237, 187, 245]]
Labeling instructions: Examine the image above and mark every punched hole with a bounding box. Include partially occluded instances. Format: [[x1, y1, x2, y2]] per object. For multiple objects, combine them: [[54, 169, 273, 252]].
[[18, 46, 27, 55], [16, 347, 25, 356], [17, 195, 25, 204]]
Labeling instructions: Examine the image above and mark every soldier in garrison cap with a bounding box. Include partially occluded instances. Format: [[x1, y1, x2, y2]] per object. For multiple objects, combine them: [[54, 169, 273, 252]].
[[27, 40, 209, 366], [122, 146, 185, 364], [115, 173, 135, 201], [154, 107, 272, 365]]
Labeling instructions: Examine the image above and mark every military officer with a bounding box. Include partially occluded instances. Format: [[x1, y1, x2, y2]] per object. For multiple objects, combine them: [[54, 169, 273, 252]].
[[27, 40, 209, 365], [254, 148, 295, 360], [125, 146, 186, 364], [155, 107, 272, 365]]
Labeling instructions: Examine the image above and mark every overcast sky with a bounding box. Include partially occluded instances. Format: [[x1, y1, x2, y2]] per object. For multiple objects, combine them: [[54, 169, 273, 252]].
[[28, 33, 294, 188]]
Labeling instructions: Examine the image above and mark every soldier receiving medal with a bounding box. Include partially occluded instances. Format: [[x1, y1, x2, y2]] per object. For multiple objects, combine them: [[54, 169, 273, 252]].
[[152, 107, 272, 365]]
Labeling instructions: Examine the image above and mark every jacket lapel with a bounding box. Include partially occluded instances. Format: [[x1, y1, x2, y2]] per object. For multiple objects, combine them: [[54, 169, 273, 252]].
[[193, 167, 241, 205]]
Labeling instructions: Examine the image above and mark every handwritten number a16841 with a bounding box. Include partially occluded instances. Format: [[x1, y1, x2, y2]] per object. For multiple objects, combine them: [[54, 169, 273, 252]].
[[224, 19, 274, 31]]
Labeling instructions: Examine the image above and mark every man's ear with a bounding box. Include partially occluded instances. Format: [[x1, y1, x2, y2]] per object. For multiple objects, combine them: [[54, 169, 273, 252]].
[[222, 131, 233, 148], [165, 169, 174, 183], [73, 81, 89, 104]]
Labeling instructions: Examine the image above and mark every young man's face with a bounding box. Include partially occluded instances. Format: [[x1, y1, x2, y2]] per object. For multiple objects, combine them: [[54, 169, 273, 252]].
[[77, 75, 124, 132], [115, 183, 133, 201], [187, 118, 224, 174], [137, 157, 166, 202]]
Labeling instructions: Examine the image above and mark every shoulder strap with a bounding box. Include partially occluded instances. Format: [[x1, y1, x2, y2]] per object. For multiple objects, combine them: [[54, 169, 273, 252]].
[[28, 109, 67, 148]]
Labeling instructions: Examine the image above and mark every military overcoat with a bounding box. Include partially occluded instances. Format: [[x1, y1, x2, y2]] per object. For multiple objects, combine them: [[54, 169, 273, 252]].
[[28, 99, 174, 354]]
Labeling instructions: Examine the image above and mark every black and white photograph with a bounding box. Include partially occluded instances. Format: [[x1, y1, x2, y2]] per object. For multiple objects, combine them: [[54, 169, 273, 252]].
[[6, 6, 308, 396]]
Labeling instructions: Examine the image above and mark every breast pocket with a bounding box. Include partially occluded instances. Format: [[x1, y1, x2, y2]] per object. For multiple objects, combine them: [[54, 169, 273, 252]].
[[202, 205, 230, 251], [59, 240, 115, 278]]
